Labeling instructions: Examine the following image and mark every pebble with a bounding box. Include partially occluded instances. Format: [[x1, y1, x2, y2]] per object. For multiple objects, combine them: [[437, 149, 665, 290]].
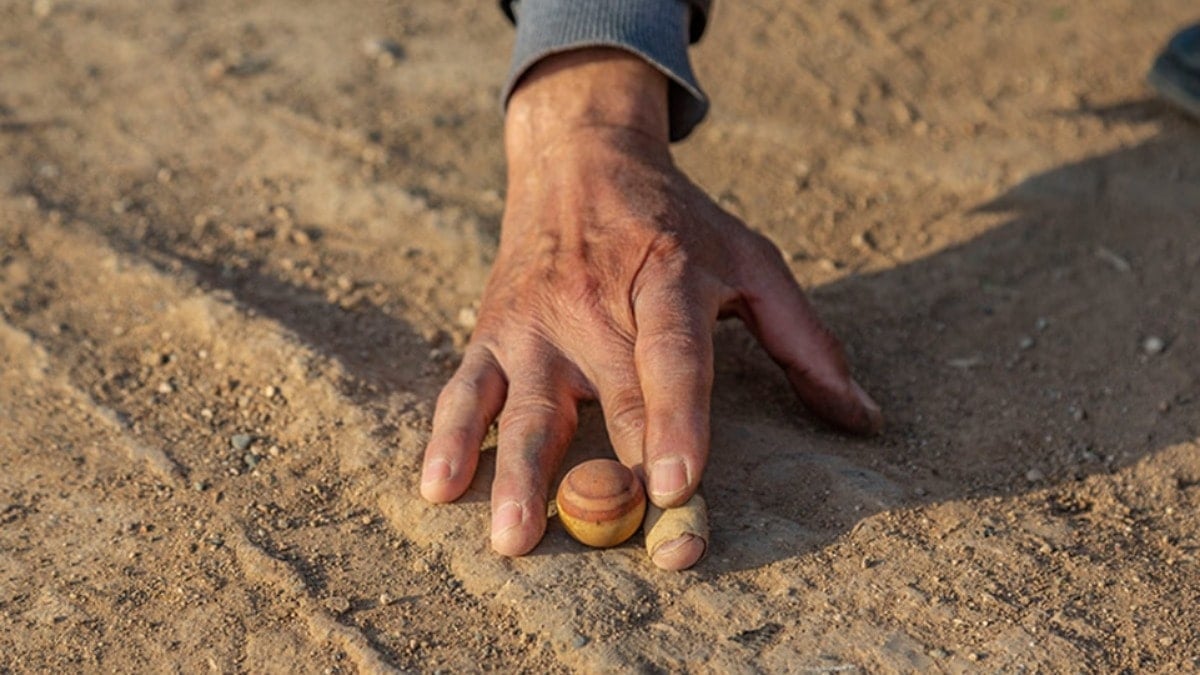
[[1018, 336, 1035, 350], [1025, 468, 1045, 483], [157, 381, 174, 394], [324, 596, 351, 615], [570, 633, 589, 649], [928, 648, 949, 659], [243, 453, 260, 468], [378, 593, 392, 606], [230, 433, 253, 451], [967, 652, 981, 662], [457, 306, 478, 331], [263, 385, 277, 398], [362, 37, 404, 65], [1142, 336, 1166, 355]]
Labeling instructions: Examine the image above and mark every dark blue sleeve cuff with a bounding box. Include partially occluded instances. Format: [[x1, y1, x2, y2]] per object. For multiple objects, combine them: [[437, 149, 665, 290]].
[[502, 0, 711, 142]]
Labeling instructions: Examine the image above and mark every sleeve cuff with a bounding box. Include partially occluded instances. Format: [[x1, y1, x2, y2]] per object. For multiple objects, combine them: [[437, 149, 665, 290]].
[[502, 0, 710, 142]]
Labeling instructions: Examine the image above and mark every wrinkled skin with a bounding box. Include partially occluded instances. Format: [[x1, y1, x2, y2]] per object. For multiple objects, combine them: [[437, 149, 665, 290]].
[[419, 49, 882, 569]]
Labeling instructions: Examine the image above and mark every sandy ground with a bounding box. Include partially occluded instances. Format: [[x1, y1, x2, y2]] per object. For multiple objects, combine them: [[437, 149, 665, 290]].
[[2, 0, 1199, 672]]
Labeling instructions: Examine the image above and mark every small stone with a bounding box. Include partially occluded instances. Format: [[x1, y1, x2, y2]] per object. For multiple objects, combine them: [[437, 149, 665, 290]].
[[362, 37, 404, 65], [1142, 336, 1166, 355], [1035, 317, 1050, 331], [325, 596, 351, 615], [1160, 636, 1175, 647], [379, 593, 393, 606], [200, 408, 214, 420], [230, 434, 253, 451], [263, 385, 277, 398], [457, 306, 478, 331], [861, 557, 875, 569], [850, 231, 875, 251], [571, 633, 589, 648], [928, 648, 949, 659], [360, 515, 372, 526], [267, 445, 281, 457], [157, 381, 174, 394], [1018, 336, 1035, 350], [192, 481, 208, 492], [967, 652, 981, 662], [243, 453, 260, 467], [1025, 468, 1045, 482]]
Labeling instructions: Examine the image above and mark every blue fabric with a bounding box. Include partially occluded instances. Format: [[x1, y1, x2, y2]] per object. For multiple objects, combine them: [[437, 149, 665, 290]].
[[1148, 24, 1200, 121], [501, 0, 711, 141]]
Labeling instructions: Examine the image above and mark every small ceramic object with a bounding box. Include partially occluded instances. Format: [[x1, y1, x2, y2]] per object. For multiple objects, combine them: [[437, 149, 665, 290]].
[[555, 459, 646, 548]]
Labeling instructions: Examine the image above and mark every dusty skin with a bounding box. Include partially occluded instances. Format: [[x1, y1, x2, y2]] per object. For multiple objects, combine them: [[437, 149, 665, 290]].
[[2, 0, 1199, 672]]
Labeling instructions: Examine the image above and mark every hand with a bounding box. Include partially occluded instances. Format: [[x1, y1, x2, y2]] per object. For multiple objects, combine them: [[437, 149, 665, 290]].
[[419, 48, 882, 569]]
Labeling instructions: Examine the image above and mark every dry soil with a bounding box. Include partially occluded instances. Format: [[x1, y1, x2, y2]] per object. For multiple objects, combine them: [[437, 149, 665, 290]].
[[2, 0, 1199, 672]]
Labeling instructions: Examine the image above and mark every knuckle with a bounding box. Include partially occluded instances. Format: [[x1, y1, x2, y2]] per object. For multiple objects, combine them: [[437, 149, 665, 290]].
[[604, 391, 646, 440], [438, 376, 480, 406], [499, 394, 565, 432], [637, 329, 709, 360], [744, 230, 788, 269], [644, 231, 690, 273]]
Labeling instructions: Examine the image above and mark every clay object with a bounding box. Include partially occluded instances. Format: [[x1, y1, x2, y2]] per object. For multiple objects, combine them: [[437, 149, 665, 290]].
[[644, 493, 709, 570], [555, 459, 646, 548]]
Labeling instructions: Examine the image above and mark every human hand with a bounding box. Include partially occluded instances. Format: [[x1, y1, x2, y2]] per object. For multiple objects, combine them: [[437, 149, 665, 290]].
[[419, 48, 882, 569]]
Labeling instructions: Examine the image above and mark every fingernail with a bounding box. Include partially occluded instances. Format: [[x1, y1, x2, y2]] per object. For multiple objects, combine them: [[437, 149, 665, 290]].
[[421, 458, 452, 486], [651, 533, 707, 571], [649, 458, 690, 502], [850, 379, 884, 432], [492, 501, 525, 537]]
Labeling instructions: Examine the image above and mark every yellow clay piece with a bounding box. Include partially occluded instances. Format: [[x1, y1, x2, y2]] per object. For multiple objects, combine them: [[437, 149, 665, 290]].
[[555, 459, 647, 548]]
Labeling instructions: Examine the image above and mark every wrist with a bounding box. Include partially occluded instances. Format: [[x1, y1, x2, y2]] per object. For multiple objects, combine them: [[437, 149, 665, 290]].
[[505, 48, 671, 162]]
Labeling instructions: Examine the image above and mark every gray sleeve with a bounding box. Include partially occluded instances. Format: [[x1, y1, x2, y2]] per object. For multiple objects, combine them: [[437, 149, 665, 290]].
[[501, 0, 712, 142]]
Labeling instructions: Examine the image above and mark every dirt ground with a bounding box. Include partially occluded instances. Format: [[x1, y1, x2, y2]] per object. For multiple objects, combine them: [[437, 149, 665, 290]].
[[2, 0, 1199, 672]]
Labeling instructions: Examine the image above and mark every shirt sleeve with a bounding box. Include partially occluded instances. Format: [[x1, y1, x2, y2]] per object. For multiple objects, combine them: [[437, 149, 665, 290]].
[[500, 0, 713, 142]]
